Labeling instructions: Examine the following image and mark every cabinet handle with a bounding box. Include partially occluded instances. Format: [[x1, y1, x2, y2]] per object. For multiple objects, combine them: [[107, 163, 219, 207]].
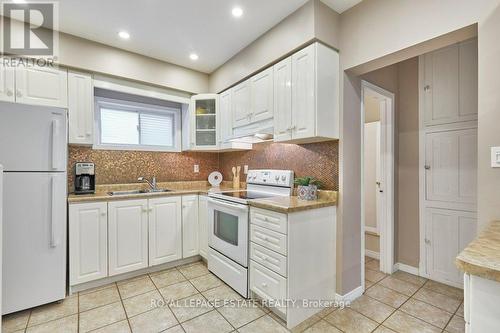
[[100, 212, 106, 216], [424, 85, 431, 91], [425, 238, 431, 245], [86, 132, 92, 136], [424, 165, 431, 170], [16, 90, 22, 98], [149, 208, 153, 212], [142, 208, 149, 213], [261, 282, 267, 288], [6, 89, 13, 97]]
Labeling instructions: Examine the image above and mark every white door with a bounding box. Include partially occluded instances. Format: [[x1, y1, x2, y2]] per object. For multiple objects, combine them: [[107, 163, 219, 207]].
[[108, 199, 149, 276], [250, 67, 274, 123], [273, 57, 292, 142], [219, 90, 233, 144], [182, 195, 199, 258], [198, 195, 208, 259], [68, 70, 93, 145], [3, 172, 67, 314], [0, 103, 67, 172], [149, 197, 182, 266], [425, 128, 477, 210], [0, 63, 15, 102], [425, 208, 476, 285], [69, 202, 108, 285], [15, 66, 68, 108], [232, 80, 251, 128], [291, 43, 315, 140]]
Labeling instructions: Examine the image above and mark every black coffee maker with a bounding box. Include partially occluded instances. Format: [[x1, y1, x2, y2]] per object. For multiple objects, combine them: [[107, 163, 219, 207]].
[[74, 162, 95, 194]]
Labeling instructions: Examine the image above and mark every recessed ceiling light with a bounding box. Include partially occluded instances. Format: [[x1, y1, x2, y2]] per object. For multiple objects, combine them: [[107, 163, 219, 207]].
[[189, 53, 199, 61], [118, 31, 130, 40], [232, 7, 243, 17]]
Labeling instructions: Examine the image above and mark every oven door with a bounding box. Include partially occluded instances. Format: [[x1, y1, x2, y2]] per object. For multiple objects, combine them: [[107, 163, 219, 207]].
[[208, 197, 248, 267]]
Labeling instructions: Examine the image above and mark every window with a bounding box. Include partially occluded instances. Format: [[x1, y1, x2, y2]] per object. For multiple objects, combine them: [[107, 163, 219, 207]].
[[95, 97, 181, 151]]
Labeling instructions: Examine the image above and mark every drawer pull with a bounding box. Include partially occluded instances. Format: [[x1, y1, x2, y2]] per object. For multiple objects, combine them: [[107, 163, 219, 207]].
[[261, 282, 267, 288]]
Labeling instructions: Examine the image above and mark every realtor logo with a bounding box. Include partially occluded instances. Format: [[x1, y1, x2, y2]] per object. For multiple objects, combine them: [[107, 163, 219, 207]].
[[1, 1, 58, 57]]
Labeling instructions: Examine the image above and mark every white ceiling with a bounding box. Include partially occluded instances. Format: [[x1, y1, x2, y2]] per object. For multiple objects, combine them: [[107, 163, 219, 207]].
[[56, 0, 361, 73], [319, 0, 363, 13]]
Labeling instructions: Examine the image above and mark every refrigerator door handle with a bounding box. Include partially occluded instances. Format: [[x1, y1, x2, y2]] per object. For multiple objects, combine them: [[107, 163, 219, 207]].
[[51, 119, 60, 170], [50, 176, 60, 248]]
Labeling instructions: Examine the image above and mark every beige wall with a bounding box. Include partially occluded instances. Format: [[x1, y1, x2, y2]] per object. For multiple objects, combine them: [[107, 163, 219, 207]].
[[59, 33, 209, 94], [365, 233, 380, 254], [337, 0, 500, 294], [208, 0, 340, 93], [396, 58, 420, 267]]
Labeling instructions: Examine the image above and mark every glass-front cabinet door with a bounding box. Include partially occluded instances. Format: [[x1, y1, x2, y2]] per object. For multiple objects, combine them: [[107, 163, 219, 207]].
[[190, 94, 218, 150]]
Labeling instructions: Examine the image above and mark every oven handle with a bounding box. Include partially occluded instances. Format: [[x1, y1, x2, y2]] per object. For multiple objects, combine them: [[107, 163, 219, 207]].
[[208, 197, 249, 211]]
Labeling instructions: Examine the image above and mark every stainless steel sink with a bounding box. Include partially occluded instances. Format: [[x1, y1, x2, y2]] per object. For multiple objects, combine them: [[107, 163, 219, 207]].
[[108, 189, 172, 196]]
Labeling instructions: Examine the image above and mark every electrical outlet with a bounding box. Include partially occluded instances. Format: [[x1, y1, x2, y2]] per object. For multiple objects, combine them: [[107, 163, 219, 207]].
[[244, 165, 249, 174], [491, 147, 500, 168], [194, 164, 200, 173]]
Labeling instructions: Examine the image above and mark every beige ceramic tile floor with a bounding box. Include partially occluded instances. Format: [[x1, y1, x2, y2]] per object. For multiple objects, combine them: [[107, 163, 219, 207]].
[[2, 258, 465, 333]]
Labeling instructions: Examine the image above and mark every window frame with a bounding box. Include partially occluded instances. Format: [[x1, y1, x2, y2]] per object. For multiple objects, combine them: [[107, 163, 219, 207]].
[[93, 96, 181, 152]]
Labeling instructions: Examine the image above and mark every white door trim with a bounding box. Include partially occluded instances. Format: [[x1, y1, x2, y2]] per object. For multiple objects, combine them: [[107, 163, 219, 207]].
[[361, 80, 395, 279]]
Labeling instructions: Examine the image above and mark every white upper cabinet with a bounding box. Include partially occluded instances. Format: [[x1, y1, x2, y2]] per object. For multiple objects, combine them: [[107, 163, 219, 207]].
[[422, 39, 478, 126], [15, 65, 68, 108], [250, 67, 274, 123], [219, 89, 233, 145], [185, 94, 219, 151], [182, 195, 199, 258], [0, 63, 15, 102], [68, 70, 93, 145], [69, 202, 108, 286], [277, 42, 339, 143], [273, 57, 292, 142], [231, 80, 251, 128], [148, 197, 182, 266], [108, 199, 149, 276]]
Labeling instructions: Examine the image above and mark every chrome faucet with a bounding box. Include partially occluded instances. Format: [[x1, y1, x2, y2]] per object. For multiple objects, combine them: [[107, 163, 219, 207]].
[[138, 176, 158, 192]]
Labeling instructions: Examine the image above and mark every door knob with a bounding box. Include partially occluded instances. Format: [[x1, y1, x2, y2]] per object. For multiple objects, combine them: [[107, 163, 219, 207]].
[[6, 89, 13, 97]]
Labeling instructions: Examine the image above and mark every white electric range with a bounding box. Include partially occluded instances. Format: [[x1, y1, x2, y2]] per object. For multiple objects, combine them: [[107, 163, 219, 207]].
[[207, 169, 294, 298]]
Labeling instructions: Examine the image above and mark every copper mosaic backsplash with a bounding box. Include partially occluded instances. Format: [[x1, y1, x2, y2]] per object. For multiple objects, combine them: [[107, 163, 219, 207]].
[[68, 140, 338, 191], [68, 146, 219, 191], [219, 141, 338, 190]]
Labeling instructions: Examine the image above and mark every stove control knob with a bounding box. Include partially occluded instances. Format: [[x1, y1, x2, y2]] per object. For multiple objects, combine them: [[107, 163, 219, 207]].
[[275, 175, 280, 181], [281, 175, 287, 182]]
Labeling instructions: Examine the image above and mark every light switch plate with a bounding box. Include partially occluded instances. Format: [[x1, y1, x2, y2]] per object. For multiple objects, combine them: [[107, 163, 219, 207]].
[[244, 165, 249, 174], [194, 164, 200, 173], [491, 147, 500, 168]]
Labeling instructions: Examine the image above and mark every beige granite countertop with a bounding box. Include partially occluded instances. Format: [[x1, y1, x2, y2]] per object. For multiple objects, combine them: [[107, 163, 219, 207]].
[[68, 181, 337, 213], [248, 191, 337, 213], [456, 220, 500, 282], [68, 181, 235, 203]]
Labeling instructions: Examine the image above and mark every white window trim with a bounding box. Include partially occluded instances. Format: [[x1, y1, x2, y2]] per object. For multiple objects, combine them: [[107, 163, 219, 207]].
[[94, 96, 182, 152]]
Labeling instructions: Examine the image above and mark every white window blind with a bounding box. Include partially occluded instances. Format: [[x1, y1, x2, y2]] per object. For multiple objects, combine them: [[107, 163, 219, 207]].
[[95, 96, 181, 152]]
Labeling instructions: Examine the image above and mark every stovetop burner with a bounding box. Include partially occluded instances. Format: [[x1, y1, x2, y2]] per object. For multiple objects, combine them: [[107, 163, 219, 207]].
[[219, 190, 276, 200]]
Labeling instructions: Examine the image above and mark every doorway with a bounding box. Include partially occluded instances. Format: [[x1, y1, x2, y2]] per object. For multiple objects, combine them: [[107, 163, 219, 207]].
[[361, 80, 395, 283]]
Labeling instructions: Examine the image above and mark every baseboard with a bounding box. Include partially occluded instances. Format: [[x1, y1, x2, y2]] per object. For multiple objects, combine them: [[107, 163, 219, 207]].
[[393, 262, 419, 275], [365, 249, 380, 260], [335, 286, 363, 303]]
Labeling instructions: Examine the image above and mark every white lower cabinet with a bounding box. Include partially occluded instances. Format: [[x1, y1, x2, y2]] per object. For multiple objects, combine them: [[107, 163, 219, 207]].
[[69, 194, 203, 288], [182, 195, 199, 258], [108, 199, 149, 276], [149, 197, 182, 266], [69, 202, 108, 285], [198, 195, 208, 259], [249, 206, 336, 329]]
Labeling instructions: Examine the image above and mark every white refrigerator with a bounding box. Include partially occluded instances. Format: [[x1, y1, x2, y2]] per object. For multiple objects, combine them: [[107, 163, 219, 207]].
[[0, 102, 67, 314]]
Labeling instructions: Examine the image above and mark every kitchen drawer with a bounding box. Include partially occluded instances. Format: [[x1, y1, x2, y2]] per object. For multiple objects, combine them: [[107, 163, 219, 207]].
[[250, 242, 287, 277], [250, 224, 287, 256], [250, 260, 287, 315], [250, 207, 287, 234]]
